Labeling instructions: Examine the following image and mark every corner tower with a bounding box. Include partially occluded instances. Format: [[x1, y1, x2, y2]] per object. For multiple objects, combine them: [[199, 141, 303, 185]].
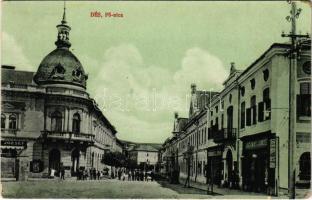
[[34, 5, 88, 90]]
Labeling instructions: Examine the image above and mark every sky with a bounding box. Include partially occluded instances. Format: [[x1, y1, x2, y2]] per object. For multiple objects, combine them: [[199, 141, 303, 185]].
[[2, 1, 310, 143]]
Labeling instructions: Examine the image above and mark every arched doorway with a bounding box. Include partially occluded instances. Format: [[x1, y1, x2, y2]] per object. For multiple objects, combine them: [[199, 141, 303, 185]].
[[226, 150, 233, 187], [71, 148, 80, 176], [49, 149, 61, 175], [299, 152, 310, 181]]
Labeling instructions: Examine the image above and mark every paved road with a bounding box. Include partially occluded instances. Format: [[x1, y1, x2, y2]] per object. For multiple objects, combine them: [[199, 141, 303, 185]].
[[1, 178, 311, 198]]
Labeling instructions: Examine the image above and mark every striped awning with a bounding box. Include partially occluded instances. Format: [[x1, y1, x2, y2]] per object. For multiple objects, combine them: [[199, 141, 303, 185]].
[[1, 145, 25, 150]]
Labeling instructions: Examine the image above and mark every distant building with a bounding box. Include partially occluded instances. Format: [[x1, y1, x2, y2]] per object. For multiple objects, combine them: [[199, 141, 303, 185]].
[[121, 140, 162, 171], [161, 39, 311, 196], [1, 8, 120, 179]]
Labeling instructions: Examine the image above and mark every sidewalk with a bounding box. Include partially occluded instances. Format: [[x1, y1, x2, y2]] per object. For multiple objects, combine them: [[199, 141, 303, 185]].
[[179, 178, 266, 197], [178, 177, 311, 199]]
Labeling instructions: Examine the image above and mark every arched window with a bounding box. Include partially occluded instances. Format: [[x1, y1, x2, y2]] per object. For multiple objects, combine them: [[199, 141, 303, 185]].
[[51, 111, 62, 132], [1, 114, 6, 129], [9, 114, 17, 130], [299, 152, 311, 180], [72, 113, 81, 133]]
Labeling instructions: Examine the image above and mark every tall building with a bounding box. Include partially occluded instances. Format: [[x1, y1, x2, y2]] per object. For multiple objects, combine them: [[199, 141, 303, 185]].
[[161, 39, 311, 195], [1, 7, 119, 179]]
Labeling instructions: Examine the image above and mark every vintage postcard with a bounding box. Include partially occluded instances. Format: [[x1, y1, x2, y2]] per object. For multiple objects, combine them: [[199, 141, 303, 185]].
[[1, 0, 311, 199]]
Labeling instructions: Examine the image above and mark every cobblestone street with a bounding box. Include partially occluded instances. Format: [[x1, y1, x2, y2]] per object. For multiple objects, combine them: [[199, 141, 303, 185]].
[[3, 178, 310, 198]]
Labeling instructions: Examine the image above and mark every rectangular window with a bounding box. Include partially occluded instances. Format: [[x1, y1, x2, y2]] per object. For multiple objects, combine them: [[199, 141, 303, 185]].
[[241, 102, 245, 129], [246, 108, 251, 126], [258, 101, 264, 122], [297, 82, 311, 118], [251, 96, 257, 125], [221, 114, 224, 129], [263, 88, 271, 120]]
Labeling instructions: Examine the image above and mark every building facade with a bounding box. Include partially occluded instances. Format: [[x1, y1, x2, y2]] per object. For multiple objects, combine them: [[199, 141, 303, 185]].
[[1, 9, 120, 179], [161, 40, 311, 196]]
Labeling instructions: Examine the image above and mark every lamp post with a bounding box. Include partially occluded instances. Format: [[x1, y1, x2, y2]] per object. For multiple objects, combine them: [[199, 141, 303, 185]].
[[281, 1, 309, 199]]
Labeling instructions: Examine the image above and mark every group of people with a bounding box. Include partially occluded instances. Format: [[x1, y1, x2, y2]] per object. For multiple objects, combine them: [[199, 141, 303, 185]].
[[49, 167, 109, 180], [49, 167, 156, 182], [113, 168, 155, 182], [76, 168, 106, 180]]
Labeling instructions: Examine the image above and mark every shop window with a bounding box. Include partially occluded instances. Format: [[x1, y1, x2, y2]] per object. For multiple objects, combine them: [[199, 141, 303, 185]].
[[240, 102, 245, 129], [297, 82, 311, 119], [72, 113, 81, 133], [299, 152, 310, 181], [1, 114, 6, 129], [51, 111, 62, 132], [250, 96, 257, 125], [9, 114, 17, 130]]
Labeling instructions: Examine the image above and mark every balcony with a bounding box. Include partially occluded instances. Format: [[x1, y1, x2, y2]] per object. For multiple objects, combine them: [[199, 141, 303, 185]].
[[42, 131, 94, 143], [213, 128, 237, 143]]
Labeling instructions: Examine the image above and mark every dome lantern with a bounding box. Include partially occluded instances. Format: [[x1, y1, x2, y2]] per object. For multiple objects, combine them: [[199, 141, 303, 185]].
[[33, 4, 88, 90]]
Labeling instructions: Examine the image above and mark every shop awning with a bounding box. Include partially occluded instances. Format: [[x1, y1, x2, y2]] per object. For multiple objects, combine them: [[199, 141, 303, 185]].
[[1, 145, 25, 150]]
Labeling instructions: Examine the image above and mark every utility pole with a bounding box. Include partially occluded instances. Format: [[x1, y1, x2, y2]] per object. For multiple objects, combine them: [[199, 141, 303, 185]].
[[281, 1, 309, 199]]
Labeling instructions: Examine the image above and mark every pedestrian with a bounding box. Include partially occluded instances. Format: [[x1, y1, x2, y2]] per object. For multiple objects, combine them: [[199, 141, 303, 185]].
[[89, 168, 92, 180], [151, 170, 154, 182], [92, 168, 97, 180], [118, 169, 122, 180], [97, 170, 100, 180], [144, 171, 147, 181], [128, 170, 132, 181], [60, 167, 65, 180], [50, 168, 55, 179]]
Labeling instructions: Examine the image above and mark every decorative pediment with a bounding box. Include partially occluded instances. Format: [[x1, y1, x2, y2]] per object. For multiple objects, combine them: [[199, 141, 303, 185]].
[[2, 102, 26, 111]]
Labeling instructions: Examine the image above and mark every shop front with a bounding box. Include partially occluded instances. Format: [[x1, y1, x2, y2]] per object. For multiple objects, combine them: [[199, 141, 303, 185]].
[[206, 146, 223, 186], [1, 139, 28, 179], [241, 132, 276, 194]]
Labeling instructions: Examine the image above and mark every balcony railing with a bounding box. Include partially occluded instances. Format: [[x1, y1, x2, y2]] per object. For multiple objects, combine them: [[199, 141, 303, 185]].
[[42, 131, 94, 143], [213, 128, 237, 143]]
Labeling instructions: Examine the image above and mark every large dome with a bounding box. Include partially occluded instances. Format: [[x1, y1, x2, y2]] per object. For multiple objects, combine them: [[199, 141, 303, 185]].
[[34, 48, 87, 88]]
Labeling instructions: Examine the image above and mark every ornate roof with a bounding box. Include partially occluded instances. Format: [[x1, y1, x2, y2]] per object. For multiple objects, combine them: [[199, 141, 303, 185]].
[[33, 7, 88, 89], [34, 48, 87, 88]]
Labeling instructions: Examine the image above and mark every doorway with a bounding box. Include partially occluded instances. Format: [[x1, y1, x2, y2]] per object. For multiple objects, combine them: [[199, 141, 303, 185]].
[[71, 148, 80, 175], [49, 149, 61, 175]]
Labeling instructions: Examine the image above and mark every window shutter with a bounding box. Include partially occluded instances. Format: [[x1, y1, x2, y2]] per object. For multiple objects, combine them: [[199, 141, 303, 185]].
[[258, 102, 264, 122], [246, 108, 251, 126], [265, 99, 271, 120], [253, 106, 257, 125], [297, 95, 302, 117], [29, 161, 33, 172]]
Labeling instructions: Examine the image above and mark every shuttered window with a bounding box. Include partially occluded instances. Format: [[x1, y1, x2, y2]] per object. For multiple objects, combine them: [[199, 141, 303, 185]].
[[298, 82, 311, 117], [258, 102, 264, 122], [240, 102, 245, 129], [246, 108, 251, 126]]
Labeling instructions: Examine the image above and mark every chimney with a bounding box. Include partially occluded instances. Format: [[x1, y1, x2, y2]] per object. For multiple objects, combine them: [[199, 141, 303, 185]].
[[191, 83, 196, 94], [174, 112, 179, 119], [230, 62, 236, 74]]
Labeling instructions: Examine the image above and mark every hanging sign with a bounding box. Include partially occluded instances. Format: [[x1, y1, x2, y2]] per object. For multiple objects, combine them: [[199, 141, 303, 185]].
[[269, 138, 276, 168]]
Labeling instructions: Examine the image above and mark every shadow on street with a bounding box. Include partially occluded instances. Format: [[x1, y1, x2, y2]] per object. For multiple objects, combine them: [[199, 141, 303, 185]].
[[157, 180, 221, 196]]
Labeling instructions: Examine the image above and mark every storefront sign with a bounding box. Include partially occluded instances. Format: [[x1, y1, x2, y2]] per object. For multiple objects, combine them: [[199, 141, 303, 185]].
[[269, 138, 276, 168], [1, 140, 27, 147], [207, 150, 222, 157], [245, 138, 268, 150]]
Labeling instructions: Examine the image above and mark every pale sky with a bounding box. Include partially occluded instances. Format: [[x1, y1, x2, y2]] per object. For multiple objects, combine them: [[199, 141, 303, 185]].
[[2, 1, 310, 143]]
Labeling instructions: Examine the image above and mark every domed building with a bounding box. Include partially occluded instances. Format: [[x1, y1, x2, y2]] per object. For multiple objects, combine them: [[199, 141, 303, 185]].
[[1, 7, 122, 179]]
